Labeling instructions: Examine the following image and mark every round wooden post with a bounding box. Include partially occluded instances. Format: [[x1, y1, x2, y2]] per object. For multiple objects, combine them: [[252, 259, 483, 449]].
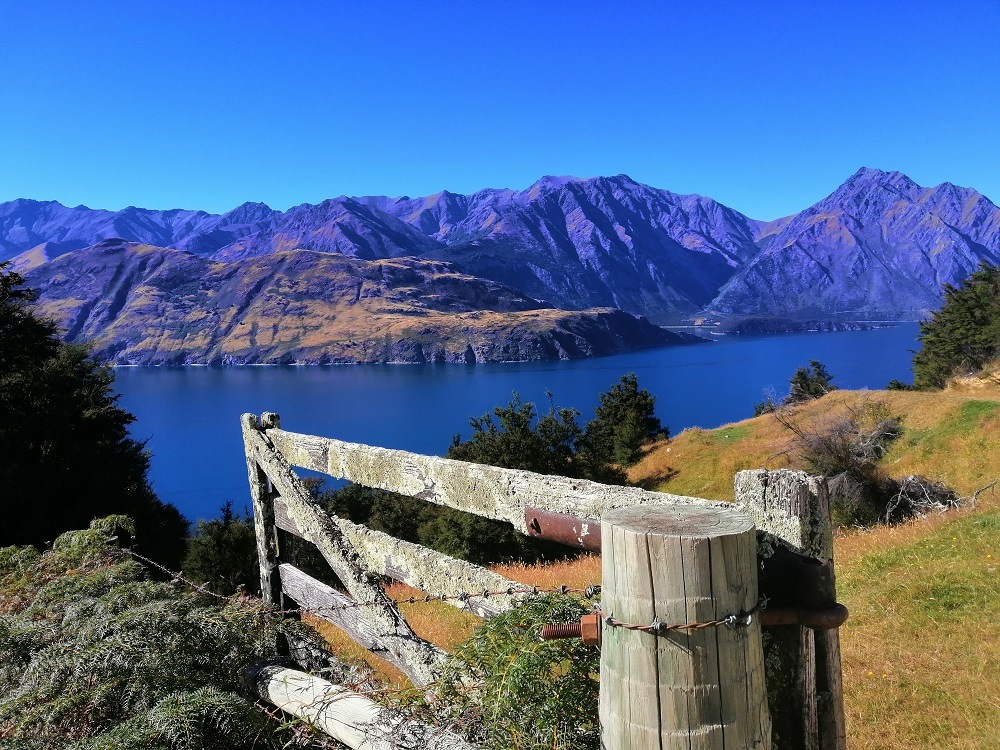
[[599, 505, 771, 749]]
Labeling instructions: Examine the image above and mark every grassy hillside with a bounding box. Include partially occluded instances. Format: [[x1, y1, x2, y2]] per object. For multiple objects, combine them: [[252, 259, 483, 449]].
[[628, 384, 1000, 502]]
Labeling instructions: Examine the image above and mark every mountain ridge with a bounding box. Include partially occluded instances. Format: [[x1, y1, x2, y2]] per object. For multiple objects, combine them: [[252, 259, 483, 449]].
[[6, 169, 1000, 324], [21, 239, 691, 365]]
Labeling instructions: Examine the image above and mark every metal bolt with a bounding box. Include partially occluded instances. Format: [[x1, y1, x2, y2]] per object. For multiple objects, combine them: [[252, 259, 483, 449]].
[[540, 613, 602, 645]]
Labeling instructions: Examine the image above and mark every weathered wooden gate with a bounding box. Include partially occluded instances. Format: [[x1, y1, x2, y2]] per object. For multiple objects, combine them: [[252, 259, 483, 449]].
[[242, 412, 847, 749]]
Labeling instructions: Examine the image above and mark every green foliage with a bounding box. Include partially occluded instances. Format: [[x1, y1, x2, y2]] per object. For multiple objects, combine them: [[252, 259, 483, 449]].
[[311, 479, 568, 566], [0, 517, 297, 749], [434, 595, 599, 750], [913, 262, 1000, 389], [753, 396, 777, 416], [583, 373, 664, 468], [182, 502, 260, 596], [447, 392, 587, 476], [787, 360, 837, 404], [886, 378, 914, 391], [0, 264, 188, 569]]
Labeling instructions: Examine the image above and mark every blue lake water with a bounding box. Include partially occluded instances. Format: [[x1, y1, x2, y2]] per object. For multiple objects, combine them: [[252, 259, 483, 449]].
[[114, 324, 921, 521]]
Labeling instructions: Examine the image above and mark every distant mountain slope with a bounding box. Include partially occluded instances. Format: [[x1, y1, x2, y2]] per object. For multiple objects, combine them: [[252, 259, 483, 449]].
[[6, 169, 1000, 323], [707, 168, 1000, 319], [367, 175, 762, 319], [22, 240, 689, 365]]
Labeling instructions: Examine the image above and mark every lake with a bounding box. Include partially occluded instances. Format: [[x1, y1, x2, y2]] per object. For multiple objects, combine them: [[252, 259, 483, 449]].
[[115, 324, 921, 521]]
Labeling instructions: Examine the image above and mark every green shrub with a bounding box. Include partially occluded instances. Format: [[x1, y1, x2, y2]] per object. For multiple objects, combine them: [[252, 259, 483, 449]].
[[433, 594, 600, 750], [913, 262, 1000, 389], [182, 501, 259, 596]]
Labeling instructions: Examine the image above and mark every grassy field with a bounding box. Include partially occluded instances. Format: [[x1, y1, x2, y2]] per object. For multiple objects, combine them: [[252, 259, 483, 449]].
[[313, 383, 1000, 748]]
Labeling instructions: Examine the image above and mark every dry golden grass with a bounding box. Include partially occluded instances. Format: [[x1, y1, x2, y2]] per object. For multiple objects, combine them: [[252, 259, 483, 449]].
[[492, 553, 602, 590], [305, 556, 602, 687], [834, 506, 999, 749], [630, 387, 1000, 500]]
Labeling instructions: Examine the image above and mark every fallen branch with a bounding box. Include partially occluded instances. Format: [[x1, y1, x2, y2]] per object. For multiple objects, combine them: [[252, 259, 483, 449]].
[[970, 478, 999, 508]]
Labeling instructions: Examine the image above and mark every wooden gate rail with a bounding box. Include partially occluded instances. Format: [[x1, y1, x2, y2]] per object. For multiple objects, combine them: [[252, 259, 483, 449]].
[[243, 412, 847, 750]]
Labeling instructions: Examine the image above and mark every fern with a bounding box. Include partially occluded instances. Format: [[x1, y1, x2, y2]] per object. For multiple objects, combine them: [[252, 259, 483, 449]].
[[0, 517, 297, 749]]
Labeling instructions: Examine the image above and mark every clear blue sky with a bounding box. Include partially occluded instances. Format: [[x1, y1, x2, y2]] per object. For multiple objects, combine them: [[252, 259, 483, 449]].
[[1, 1, 997, 219]]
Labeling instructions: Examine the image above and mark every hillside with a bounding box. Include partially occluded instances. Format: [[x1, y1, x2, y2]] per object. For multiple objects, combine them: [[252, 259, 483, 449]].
[[330, 385, 998, 748], [6, 169, 999, 325], [21, 239, 688, 365], [628, 385, 1000, 502]]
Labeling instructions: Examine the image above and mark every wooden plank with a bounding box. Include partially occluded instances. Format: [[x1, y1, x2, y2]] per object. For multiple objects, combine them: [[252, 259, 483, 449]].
[[266, 427, 724, 533], [815, 628, 847, 749], [247, 664, 481, 750], [275, 498, 525, 619], [598, 505, 771, 750], [279, 563, 416, 677], [243, 416, 447, 686]]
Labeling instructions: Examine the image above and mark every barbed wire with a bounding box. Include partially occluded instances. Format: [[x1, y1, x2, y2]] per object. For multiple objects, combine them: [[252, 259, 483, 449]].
[[124, 548, 769, 637], [603, 595, 769, 633]]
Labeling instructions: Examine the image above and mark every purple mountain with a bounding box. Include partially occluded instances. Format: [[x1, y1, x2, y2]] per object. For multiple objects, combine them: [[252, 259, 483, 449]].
[[708, 168, 1000, 319], [5, 169, 1000, 322]]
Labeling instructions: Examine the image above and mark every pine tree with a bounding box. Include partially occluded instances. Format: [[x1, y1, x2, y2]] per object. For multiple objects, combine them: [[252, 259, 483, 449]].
[[182, 501, 259, 595], [912, 262, 1000, 389], [786, 360, 836, 404], [0, 263, 188, 568], [583, 373, 664, 468]]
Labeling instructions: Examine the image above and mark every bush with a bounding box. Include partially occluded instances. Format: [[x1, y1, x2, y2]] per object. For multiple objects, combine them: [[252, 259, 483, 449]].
[[753, 361, 837, 417], [773, 398, 912, 527], [433, 594, 599, 750], [447, 392, 587, 477], [787, 360, 837, 404], [182, 501, 259, 596]]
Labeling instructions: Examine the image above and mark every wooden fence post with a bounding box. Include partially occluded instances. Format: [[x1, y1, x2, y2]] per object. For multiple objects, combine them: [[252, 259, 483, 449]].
[[599, 504, 771, 749], [242, 412, 283, 607], [734, 469, 847, 750]]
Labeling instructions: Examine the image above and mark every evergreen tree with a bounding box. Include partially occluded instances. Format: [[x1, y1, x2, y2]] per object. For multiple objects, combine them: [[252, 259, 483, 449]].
[[447, 392, 585, 476], [786, 360, 836, 404], [912, 262, 1000, 389], [0, 264, 188, 568], [182, 501, 258, 595], [583, 373, 664, 468]]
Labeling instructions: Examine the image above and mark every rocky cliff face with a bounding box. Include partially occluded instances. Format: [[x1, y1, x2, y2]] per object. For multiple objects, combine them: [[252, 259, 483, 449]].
[[6, 169, 999, 323], [22, 240, 691, 365]]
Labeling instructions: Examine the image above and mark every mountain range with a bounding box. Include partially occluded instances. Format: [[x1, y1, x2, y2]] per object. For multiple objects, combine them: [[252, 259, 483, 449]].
[[4, 168, 999, 363]]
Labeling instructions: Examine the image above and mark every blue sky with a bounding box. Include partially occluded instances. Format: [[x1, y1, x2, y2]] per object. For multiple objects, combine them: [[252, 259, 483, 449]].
[[1, 1, 997, 219]]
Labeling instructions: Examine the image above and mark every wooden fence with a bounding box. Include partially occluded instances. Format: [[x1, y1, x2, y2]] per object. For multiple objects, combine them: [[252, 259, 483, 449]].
[[242, 412, 848, 749]]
